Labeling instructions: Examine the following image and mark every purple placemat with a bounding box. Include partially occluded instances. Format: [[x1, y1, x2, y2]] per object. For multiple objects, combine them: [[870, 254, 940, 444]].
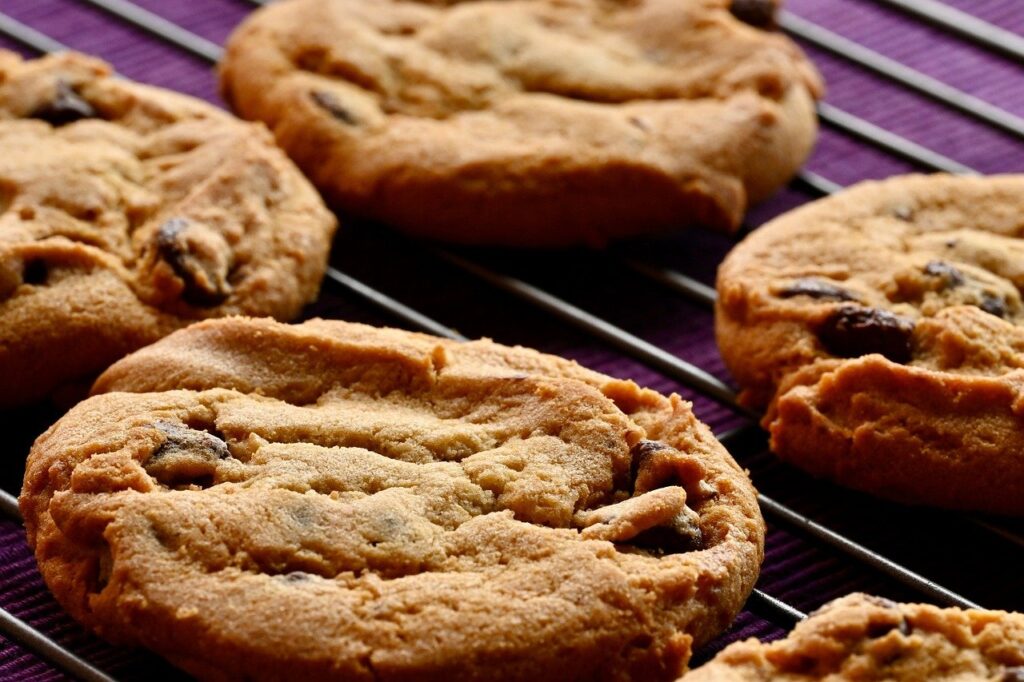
[[0, 0, 1023, 679]]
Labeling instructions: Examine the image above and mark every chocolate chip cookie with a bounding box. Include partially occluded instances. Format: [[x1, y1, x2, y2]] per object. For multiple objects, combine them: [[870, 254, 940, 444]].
[[0, 51, 336, 407], [680, 593, 1024, 681], [219, 0, 822, 246], [716, 174, 1024, 514], [23, 317, 764, 681]]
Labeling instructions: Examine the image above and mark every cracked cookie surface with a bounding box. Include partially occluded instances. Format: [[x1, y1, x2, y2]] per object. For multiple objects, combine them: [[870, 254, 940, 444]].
[[716, 174, 1024, 514], [23, 317, 764, 681], [0, 51, 336, 407], [679, 593, 1024, 681], [219, 0, 822, 246]]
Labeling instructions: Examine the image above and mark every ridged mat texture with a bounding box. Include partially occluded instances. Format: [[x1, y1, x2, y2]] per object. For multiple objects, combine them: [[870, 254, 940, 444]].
[[0, 0, 1023, 680]]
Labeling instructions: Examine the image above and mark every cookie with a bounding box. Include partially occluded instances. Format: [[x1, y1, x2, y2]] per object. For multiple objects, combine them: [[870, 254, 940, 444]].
[[716, 174, 1024, 514], [219, 0, 822, 246], [0, 51, 336, 408], [23, 317, 764, 681], [680, 593, 1024, 681]]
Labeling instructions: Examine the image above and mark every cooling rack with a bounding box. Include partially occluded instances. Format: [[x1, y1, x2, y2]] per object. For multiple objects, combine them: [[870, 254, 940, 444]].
[[0, 0, 1022, 679]]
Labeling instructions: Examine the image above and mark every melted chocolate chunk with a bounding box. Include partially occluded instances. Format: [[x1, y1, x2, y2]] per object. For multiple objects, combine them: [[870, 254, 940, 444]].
[[979, 293, 1008, 319], [630, 440, 669, 460], [866, 618, 911, 638], [862, 595, 899, 609], [31, 81, 97, 126], [282, 571, 312, 583], [151, 422, 230, 462], [923, 260, 965, 288], [729, 0, 777, 28], [778, 278, 858, 302], [146, 421, 230, 488], [627, 521, 703, 555], [21, 260, 48, 286], [310, 90, 358, 125], [629, 440, 669, 489], [1003, 668, 1024, 682], [817, 305, 914, 363], [156, 218, 230, 307]]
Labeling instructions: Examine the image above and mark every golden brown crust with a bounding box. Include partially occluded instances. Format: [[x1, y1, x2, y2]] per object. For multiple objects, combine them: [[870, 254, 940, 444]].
[[0, 51, 336, 407], [715, 174, 1024, 514], [679, 593, 1024, 681], [24, 317, 764, 681], [219, 0, 822, 246]]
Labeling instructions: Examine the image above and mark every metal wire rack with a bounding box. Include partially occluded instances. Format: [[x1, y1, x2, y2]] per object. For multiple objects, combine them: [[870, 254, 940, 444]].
[[0, 1, 1021, 679]]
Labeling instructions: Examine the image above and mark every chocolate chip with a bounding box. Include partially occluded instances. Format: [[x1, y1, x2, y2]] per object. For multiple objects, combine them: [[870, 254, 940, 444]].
[[631, 440, 669, 459], [862, 595, 900, 609], [866, 618, 910, 638], [151, 422, 230, 461], [628, 522, 702, 555], [778, 278, 858, 302], [980, 293, 1008, 319], [729, 0, 777, 28], [310, 90, 358, 125], [923, 260, 965, 288], [630, 440, 669, 489], [282, 571, 312, 583], [627, 506, 703, 555], [1002, 668, 1024, 682], [866, 621, 896, 638], [944, 239, 958, 249], [30, 80, 97, 126], [156, 217, 230, 307], [817, 305, 914, 363], [21, 259, 47, 286], [146, 421, 230, 487]]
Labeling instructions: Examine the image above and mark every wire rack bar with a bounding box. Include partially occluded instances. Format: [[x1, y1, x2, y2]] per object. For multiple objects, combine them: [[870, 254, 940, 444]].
[[623, 259, 717, 309], [793, 169, 843, 197], [871, 0, 1024, 64], [746, 588, 806, 624], [435, 250, 754, 416], [971, 518, 1024, 550], [758, 493, 980, 609], [817, 102, 977, 175], [0, 489, 19, 520], [79, 0, 223, 61], [0, 12, 67, 53], [325, 267, 466, 341], [0, 609, 118, 682], [782, 12, 1024, 140]]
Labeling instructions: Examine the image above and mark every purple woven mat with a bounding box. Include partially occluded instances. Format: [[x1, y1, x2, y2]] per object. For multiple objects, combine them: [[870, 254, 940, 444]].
[[1, 0, 1023, 679]]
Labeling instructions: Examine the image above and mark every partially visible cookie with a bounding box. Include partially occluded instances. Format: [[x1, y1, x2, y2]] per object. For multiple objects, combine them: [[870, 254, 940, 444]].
[[23, 317, 764, 681], [220, 0, 822, 246], [716, 175, 1024, 514], [680, 593, 1024, 681], [0, 51, 336, 407]]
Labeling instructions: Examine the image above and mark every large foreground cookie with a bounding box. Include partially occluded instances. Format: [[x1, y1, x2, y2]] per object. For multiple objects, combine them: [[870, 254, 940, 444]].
[[0, 51, 336, 407], [23, 317, 763, 681], [680, 593, 1024, 681], [716, 175, 1024, 514], [220, 0, 822, 246]]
